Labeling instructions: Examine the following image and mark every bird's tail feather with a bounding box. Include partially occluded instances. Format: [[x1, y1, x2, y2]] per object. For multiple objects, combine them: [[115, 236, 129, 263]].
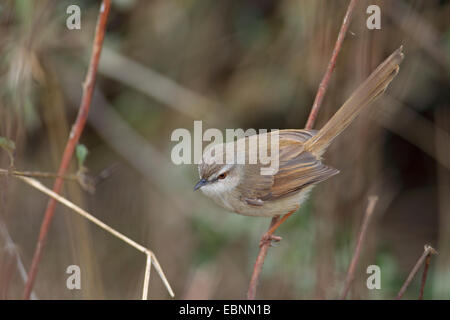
[[304, 46, 404, 156]]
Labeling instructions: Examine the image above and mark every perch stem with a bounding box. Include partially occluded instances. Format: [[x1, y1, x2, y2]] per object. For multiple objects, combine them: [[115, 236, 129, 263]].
[[247, 0, 358, 300]]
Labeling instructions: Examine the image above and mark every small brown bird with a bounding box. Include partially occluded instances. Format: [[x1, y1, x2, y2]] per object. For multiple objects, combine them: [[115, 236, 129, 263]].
[[195, 47, 404, 244]]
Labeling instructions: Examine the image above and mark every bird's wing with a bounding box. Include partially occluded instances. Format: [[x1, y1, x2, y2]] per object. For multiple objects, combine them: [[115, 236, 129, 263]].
[[237, 129, 339, 205]]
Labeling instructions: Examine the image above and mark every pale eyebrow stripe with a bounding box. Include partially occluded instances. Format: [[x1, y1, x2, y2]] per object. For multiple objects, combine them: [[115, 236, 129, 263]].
[[210, 164, 233, 180]]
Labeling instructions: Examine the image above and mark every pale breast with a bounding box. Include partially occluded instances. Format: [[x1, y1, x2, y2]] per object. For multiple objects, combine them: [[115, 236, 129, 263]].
[[207, 184, 314, 218]]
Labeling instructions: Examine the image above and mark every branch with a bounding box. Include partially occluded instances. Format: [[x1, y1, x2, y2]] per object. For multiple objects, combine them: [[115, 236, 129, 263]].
[[340, 196, 378, 299], [246, 0, 358, 300], [3, 170, 77, 180], [247, 217, 279, 300], [23, 0, 111, 299], [418, 251, 433, 300], [304, 0, 358, 130], [396, 245, 437, 299]]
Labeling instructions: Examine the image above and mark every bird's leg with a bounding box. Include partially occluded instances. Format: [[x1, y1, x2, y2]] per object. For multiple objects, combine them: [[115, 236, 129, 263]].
[[259, 208, 298, 248]]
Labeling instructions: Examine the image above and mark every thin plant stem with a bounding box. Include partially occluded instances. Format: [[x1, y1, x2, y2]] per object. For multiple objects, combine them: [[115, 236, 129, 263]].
[[340, 196, 378, 299], [23, 0, 111, 299], [142, 254, 152, 300], [396, 245, 437, 299], [304, 0, 359, 130], [247, 216, 280, 300], [246, 0, 358, 300], [418, 253, 433, 300], [0, 169, 77, 180], [16, 174, 174, 299]]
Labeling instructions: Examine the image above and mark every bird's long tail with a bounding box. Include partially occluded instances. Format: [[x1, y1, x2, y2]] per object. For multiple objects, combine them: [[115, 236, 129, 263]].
[[304, 46, 404, 157]]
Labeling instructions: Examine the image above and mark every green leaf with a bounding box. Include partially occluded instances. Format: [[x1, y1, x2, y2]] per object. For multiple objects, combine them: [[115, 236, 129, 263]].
[[0, 136, 16, 166], [76, 144, 89, 168]]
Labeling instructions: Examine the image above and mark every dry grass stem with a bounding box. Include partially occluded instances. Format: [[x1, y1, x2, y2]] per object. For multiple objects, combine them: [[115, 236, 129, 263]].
[[15, 174, 174, 299], [419, 253, 433, 300], [142, 254, 152, 300], [340, 196, 378, 299], [396, 245, 438, 299]]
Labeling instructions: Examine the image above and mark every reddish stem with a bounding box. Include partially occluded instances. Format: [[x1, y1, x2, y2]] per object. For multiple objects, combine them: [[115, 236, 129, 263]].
[[340, 196, 378, 299], [396, 245, 437, 300], [247, 216, 279, 300], [246, 0, 358, 300], [418, 254, 432, 300], [22, 0, 111, 299], [305, 0, 358, 130]]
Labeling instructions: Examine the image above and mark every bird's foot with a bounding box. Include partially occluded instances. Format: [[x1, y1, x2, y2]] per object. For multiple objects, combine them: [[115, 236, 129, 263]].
[[259, 233, 282, 248]]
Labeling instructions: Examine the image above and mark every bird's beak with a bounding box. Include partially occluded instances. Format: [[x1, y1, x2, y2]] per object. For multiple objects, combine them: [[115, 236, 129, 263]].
[[194, 178, 207, 191]]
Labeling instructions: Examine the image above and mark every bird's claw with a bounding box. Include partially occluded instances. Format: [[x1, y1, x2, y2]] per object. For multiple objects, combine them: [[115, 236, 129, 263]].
[[259, 234, 282, 248]]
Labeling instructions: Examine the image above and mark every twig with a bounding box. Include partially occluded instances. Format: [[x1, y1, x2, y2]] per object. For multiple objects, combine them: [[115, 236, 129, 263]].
[[396, 245, 438, 299], [340, 196, 378, 299], [304, 0, 358, 130], [0, 169, 77, 180], [246, 0, 358, 300], [247, 217, 279, 300], [0, 168, 95, 193], [23, 0, 111, 299], [418, 253, 433, 300], [15, 174, 174, 299]]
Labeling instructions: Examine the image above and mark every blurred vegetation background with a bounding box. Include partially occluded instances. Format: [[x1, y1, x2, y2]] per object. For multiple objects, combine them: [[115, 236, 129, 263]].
[[0, 0, 449, 299]]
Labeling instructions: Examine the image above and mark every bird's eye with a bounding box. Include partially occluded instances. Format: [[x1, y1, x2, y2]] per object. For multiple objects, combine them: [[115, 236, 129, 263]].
[[218, 172, 227, 180]]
